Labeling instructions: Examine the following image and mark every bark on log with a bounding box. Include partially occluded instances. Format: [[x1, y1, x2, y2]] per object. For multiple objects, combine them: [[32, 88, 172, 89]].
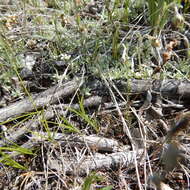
[[30, 133, 121, 152], [47, 149, 143, 176], [88, 78, 190, 99], [0, 78, 82, 122]]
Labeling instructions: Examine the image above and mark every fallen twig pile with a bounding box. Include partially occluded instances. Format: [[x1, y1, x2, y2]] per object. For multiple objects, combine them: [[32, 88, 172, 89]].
[[0, 77, 190, 189]]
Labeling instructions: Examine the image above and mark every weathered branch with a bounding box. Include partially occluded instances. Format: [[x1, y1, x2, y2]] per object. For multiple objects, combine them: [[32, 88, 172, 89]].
[[89, 78, 190, 99], [9, 133, 122, 158], [30, 133, 120, 152], [48, 149, 143, 176], [0, 78, 82, 122]]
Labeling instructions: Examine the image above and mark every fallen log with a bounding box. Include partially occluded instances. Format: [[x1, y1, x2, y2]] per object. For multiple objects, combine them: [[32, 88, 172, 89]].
[[30, 132, 121, 152], [48, 149, 143, 176], [9, 133, 122, 158], [0, 78, 82, 122], [88, 78, 190, 99], [0, 78, 189, 123], [8, 136, 142, 176]]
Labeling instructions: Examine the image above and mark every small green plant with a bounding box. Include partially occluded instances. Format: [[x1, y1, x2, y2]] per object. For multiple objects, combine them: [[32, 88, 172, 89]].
[[41, 116, 53, 140], [82, 173, 99, 190], [123, 0, 130, 23], [100, 186, 113, 190], [0, 153, 27, 170], [45, 0, 61, 9], [146, 0, 179, 34], [112, 22, 120, 60], [82, 172, 101, 190], [0, 145, 34, 170], [0, 146, 34, 155], [67, 97, 100, 133], [47, 118, 82, 134], [181, 0, 190, 13], [59, 116, 82, 133], [0, 111, 39, 126], [81, 172, 113, 190]]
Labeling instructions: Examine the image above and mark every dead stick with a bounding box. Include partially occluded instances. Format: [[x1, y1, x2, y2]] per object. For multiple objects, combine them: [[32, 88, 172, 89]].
[[48, 149, 143, 176], [30, 133, 120, 152], [0, 78, 82, 122]]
